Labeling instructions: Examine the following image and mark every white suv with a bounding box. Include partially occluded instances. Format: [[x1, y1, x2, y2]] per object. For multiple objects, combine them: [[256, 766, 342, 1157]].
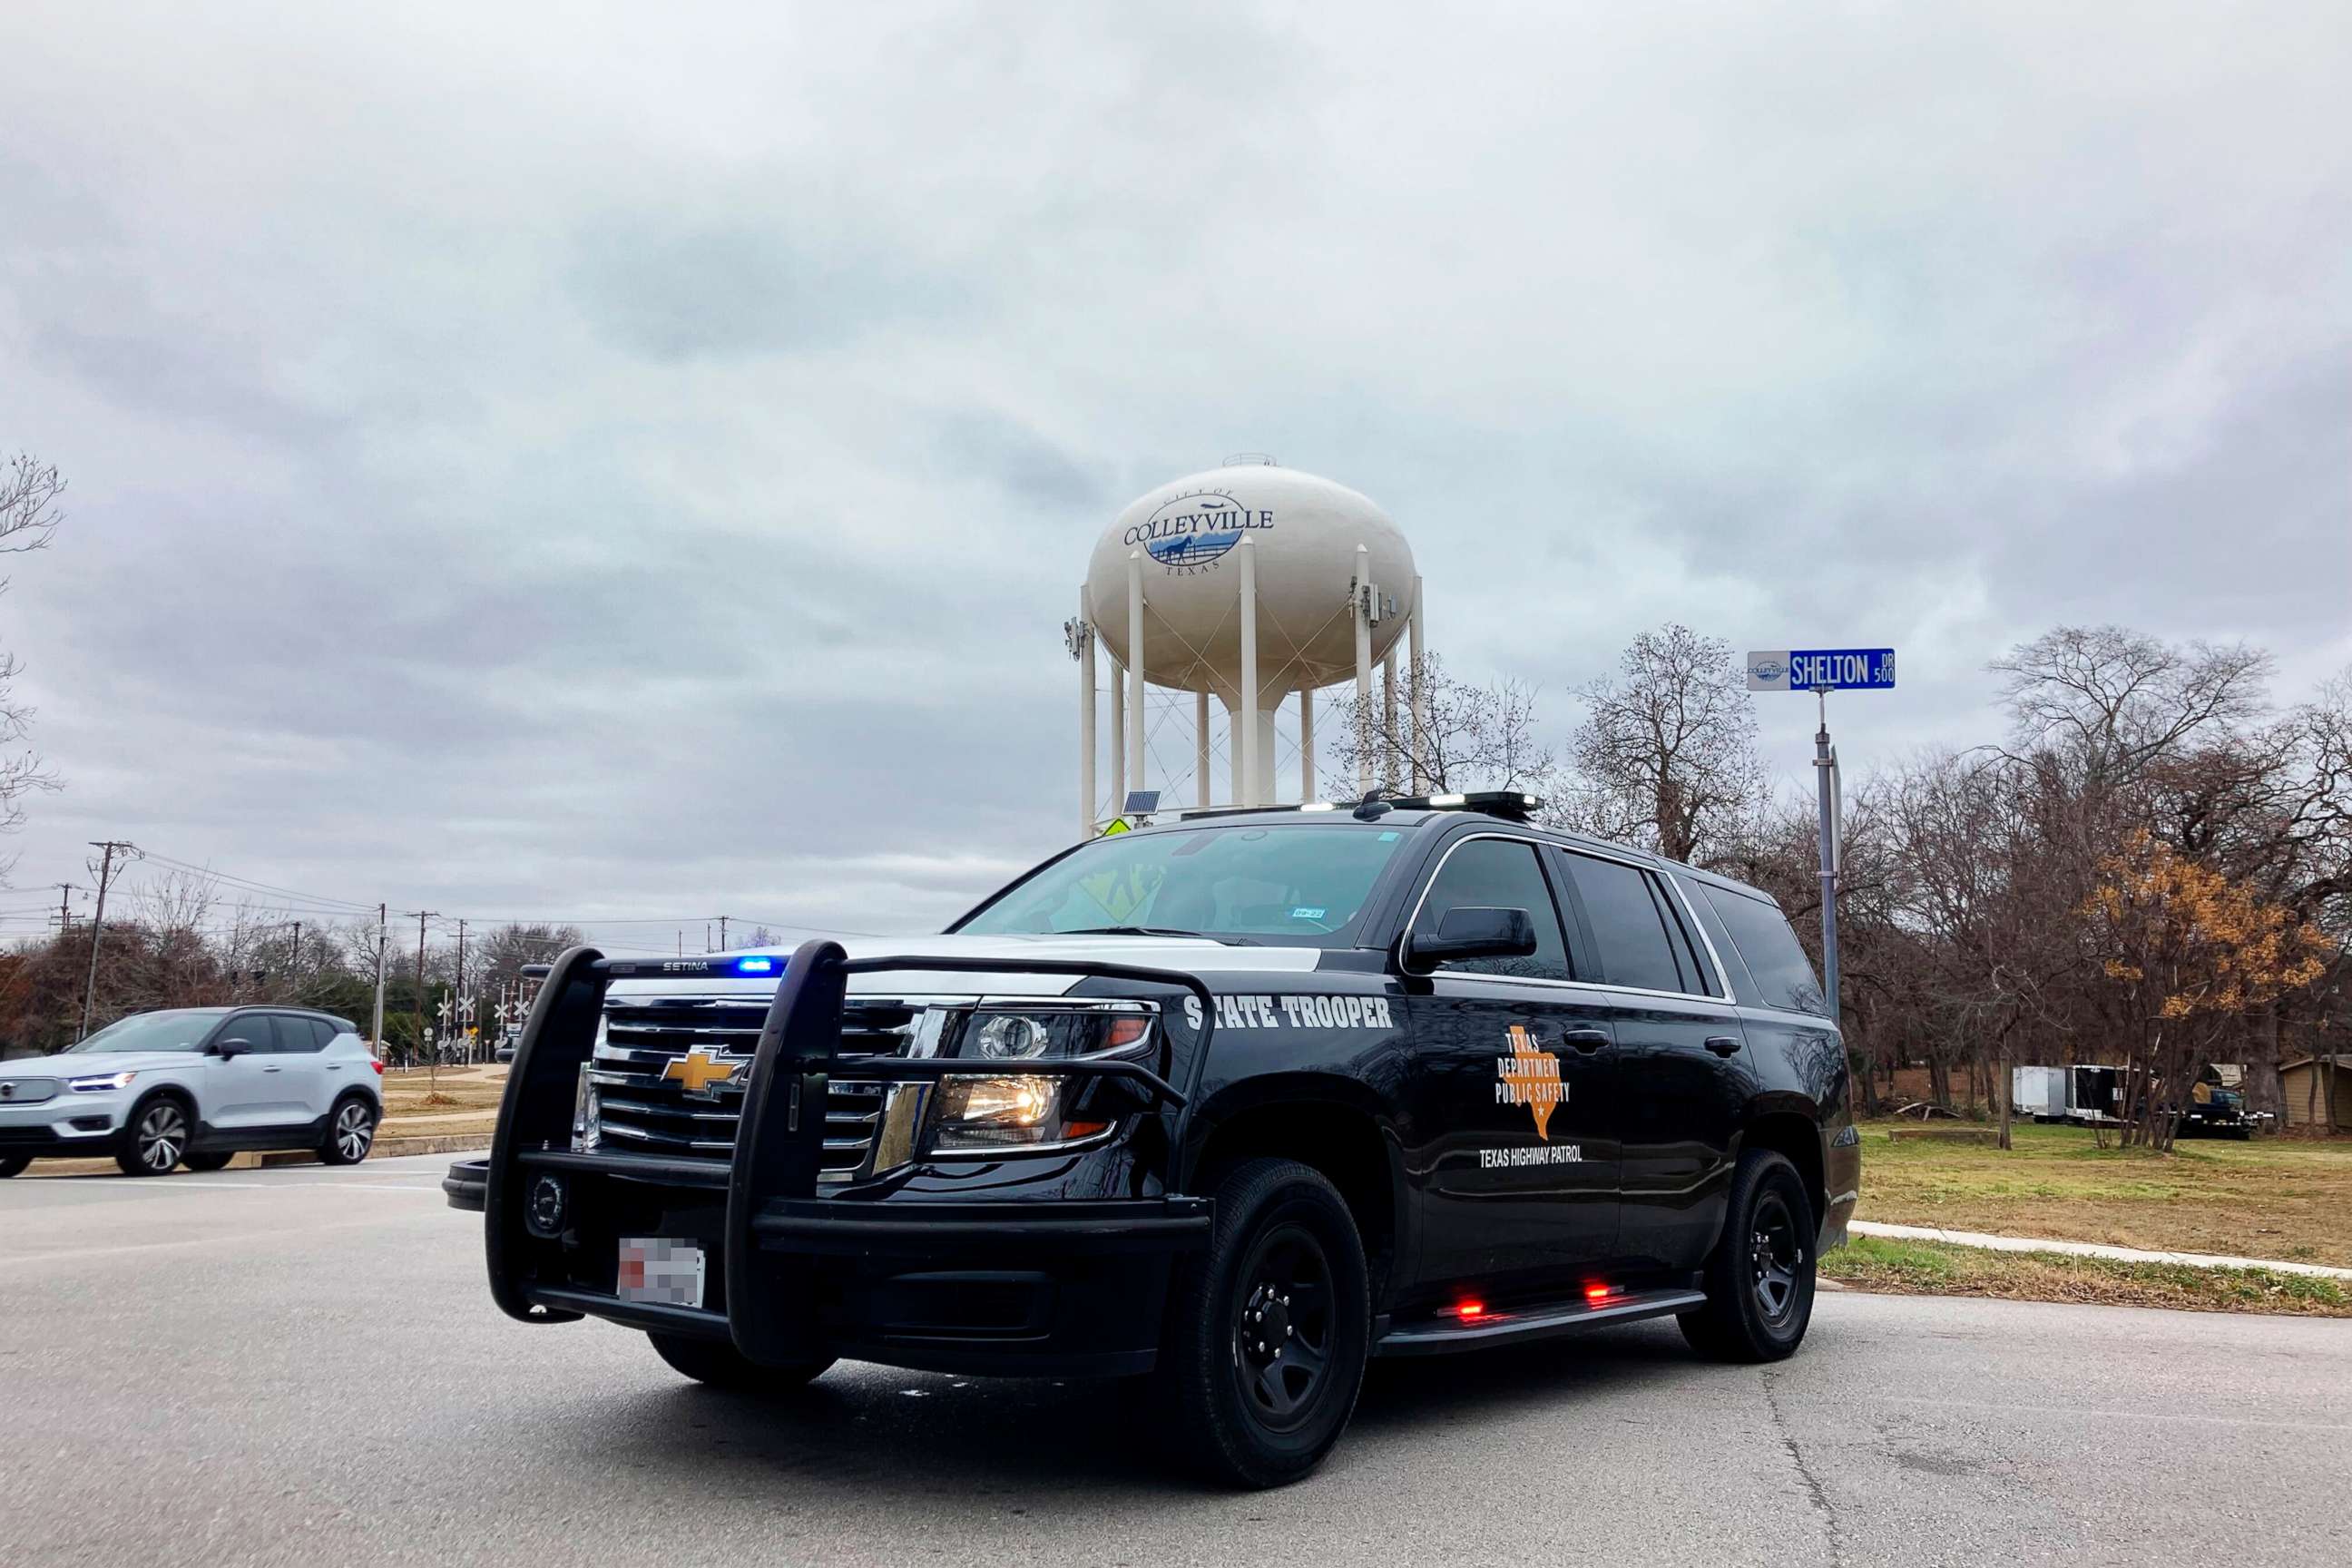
[[0, 1006, 385, 1178]]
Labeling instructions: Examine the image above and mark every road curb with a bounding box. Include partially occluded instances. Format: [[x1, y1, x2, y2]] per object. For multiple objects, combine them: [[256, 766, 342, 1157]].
[[1848, 1220, 2352, 1280]]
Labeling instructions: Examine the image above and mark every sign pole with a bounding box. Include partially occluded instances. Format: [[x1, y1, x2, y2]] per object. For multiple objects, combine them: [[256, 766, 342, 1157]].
[[1812, 686, 1839, 1025]]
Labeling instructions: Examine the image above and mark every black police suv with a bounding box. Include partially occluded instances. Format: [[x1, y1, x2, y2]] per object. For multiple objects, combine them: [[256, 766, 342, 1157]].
[[455, 793, 1859, 1487]]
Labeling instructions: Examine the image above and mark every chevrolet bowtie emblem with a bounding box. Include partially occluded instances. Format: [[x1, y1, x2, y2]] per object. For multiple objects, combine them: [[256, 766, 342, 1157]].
[[662, 1047, 742, 1099]]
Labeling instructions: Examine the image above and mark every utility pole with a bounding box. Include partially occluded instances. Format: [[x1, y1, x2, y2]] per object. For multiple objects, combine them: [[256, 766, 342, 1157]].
[[78, 841, 134, 1042], [55, 883, 77, 936], [407, 910, 437, 1067], [454, 920, 468, 1055], [287, 921, 302, 996], [718, 916, 729, 951], [371, 904, 388, 1051]]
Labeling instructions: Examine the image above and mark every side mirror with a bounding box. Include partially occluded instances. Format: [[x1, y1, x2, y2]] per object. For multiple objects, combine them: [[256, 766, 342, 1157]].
[[1406, 906, 1540, 967], [213, 1035, 258, 1059]]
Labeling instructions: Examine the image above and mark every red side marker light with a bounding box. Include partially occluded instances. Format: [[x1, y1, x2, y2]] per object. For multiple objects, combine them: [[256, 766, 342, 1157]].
[[1585, 1284, 1616, 1301], [1455, 1299, 1486, 1319]]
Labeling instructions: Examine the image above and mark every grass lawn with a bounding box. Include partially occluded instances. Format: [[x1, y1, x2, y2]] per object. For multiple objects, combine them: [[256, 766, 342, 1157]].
[[1853, 1120, 2352, 1269], [1822, 1235, 2352, 1318]]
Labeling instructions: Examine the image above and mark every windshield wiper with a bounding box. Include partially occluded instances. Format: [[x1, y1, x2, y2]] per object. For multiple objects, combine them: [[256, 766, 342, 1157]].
[[1059, 926, 1263, 946]]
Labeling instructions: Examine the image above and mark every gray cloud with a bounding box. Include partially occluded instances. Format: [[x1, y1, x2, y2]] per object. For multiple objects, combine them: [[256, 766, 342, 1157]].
[[1, 1, 2347, 944]]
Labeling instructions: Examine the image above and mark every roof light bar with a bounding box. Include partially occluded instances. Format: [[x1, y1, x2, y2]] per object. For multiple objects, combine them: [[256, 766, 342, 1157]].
[[1178, 790, 1544, 823]]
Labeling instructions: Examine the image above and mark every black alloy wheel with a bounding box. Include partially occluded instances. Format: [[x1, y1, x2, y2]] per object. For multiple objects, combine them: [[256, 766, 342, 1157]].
[[1233, 1224, 1337, 1434], [1154, 1157, 1370, 1488], [1749, 1189, 1802, 1329], [117, 1098, 190, 1177], [1679, 1148, 1817, 1363]]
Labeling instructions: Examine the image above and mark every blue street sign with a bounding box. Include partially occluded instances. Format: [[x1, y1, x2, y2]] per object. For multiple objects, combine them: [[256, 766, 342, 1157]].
[[1746, 648, 1896, 692]]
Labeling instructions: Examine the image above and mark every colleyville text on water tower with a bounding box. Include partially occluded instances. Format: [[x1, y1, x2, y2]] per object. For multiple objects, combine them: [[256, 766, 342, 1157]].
[[1065, 456, 1429, 836]]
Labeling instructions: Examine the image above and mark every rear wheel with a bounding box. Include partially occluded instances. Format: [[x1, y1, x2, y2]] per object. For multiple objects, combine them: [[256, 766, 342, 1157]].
[[1152, 1157, 1369, 1488], [181, 1151, 235, 1172], [115, 1097, 191, 1176], [1680, 1149, 1817, 1363], [318, 1097, 377, 1165], [648, 1332, 833, 1394], [0, 1154, 29, 1178]]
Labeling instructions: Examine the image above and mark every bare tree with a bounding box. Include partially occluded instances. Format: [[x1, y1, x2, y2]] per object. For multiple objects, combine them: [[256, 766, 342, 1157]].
[[0, 454, 67, 869], [1991, 624, 2271, 789], [1570, 623, 1763, 865], [1319, 652, 1562, 803]]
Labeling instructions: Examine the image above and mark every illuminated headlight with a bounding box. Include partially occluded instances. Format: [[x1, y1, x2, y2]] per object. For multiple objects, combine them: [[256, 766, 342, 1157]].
[[572, 1063, 601, 1152], [930, 1074, 1088, 1151], [69, 1072, 137, 1093], [926, 1004, 1154, 1153]]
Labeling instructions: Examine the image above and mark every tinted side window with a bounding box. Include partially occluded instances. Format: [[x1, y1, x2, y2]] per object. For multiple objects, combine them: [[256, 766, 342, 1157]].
[[1563, 854, 1686, 994], [1413, 838, 1570, 982], [1652, 881, 1723, 997], [1674, 872, 1760, 1005], [270, 1015, 327, 1054], [309, 1018, 338, 1051], [1702, 887, 1828, 1016]]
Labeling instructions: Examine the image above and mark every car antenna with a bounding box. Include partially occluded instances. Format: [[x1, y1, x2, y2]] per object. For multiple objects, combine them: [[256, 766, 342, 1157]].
[[1352, 790, 1392, 822]]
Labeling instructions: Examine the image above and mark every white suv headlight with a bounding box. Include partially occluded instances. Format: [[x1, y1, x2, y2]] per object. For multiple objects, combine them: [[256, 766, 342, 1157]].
[[68, 1072, 137, 1092]]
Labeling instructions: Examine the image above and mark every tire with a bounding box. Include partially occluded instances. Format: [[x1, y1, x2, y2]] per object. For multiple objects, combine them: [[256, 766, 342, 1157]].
[[0, 1154, 29, 1178], [1152, 1157, 1370, 1489], [181, 1152, 235, 1172], [1679, 1149, 1817, 1364], [318, 1097, 377, 1165], [116, 1095, 194, 1176], [648, 1333, 833, 1394]]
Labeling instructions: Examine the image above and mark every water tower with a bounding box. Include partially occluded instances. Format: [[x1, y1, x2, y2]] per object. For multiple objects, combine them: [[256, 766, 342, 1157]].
[[1067, 457, 1426, 835]]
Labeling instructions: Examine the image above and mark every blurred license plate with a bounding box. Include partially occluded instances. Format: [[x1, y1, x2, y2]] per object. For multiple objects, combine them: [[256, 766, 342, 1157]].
[[617, 1238, 704, 1308]]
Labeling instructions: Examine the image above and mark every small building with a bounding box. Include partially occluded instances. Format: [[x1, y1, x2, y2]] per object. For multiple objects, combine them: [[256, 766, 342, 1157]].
[[2279, 1055, 2352, 1132]]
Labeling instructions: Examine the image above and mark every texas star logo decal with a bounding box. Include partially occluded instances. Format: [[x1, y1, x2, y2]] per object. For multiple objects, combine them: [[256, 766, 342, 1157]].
[[1495, 1024, 1566, 1140], [662, 1047, 742, 1100]]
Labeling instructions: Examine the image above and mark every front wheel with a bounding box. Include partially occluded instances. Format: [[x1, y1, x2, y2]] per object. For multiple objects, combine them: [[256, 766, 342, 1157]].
[[1680, 1149, 1817, 1363], [318, 1098, 377, 1165], [115, 1097, 192, 1176], [1152, 1158, 1370, 1488], [181, 1152, 235, 1172], [648, 1333, 833, 1394]]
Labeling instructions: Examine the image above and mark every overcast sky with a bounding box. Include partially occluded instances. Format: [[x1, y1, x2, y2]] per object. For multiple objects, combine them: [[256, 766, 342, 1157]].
[[3, 2, 2347, 952]]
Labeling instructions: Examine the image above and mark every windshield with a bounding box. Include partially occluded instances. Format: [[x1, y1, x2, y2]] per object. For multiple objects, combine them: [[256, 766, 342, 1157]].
[[956, 824, 1406, 946], [64, 1010, 226, 1054]]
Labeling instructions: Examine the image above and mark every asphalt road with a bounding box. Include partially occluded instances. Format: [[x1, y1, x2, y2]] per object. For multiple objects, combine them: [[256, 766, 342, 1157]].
[[4, 1153, 2347, 1567]]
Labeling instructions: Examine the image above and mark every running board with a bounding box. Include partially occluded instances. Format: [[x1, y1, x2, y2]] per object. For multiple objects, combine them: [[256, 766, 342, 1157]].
[[1373, 1289, 1707, 1357]]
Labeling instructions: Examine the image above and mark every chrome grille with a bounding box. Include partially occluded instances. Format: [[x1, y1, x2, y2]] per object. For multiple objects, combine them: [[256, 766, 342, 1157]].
[[590, 996, 921, 1181]]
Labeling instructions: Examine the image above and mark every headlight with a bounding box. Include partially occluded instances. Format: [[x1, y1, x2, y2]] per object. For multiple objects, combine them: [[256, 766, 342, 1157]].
[[926, 1004, 1154, 1154], [69, 1072, 137, 1092]]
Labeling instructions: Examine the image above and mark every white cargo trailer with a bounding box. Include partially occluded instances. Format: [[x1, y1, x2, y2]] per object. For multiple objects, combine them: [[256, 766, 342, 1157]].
[[2011, 1064, 2127, 1124]]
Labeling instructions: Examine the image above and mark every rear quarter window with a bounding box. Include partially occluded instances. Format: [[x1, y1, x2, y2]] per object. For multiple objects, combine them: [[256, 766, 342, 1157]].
[[1701, 886, 1828, 1017]]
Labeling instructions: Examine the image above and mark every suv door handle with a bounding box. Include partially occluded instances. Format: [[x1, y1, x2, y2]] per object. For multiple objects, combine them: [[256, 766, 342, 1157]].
[[261, 1064, 283, 1073], [1703, 1035, 1741, 1057], [1563, 1028, 1611, 1054]]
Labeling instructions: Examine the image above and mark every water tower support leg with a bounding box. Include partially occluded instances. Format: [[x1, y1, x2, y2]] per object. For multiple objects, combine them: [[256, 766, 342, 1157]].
[[1381, 645, 1398, 791], [1407, 581, 1427, 791], [1110, 659, 1126, 813], [1239, 537, 1260, 807], [1299, 688, 1315, 802], [1078, 587, 1096, 838], [1354, 544, 1373, 794], [1127, 552, 1146, 798], [1195, 691, 1210, 808]]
